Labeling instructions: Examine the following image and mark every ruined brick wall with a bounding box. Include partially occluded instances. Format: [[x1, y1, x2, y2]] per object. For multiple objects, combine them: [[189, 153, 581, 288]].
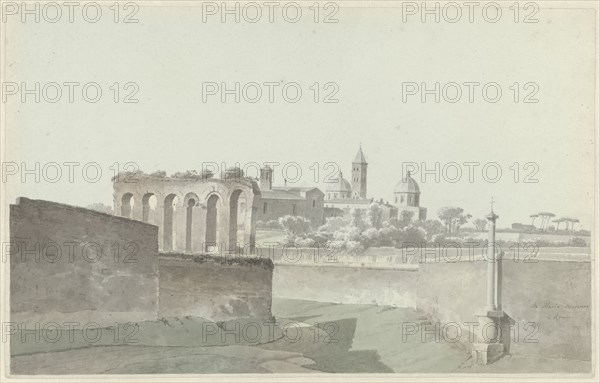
[[9, 198, 160, 328], [158, 253, 274, 321], [113, 174, 260, 253]]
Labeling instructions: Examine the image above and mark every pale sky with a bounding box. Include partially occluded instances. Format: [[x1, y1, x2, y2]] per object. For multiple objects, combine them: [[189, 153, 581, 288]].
[[2, 3, 597, 229]]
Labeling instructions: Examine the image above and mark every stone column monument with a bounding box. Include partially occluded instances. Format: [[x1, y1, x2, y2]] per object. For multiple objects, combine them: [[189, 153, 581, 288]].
[[472, 198, 513, 365]]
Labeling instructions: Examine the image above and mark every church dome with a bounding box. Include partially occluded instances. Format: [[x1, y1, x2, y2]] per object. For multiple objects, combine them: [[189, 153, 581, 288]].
[[394, 172, 420, 193], [326, 172, 352, 193]]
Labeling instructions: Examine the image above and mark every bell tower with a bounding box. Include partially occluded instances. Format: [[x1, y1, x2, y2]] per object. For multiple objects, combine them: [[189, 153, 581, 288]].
[[260, 165, 273, 190], [351, 145, 368, 199]]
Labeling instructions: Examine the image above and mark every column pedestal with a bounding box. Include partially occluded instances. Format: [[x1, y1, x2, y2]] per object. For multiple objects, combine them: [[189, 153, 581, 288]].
[[471, 342, 504, 365], [472, 309, 511, 365]]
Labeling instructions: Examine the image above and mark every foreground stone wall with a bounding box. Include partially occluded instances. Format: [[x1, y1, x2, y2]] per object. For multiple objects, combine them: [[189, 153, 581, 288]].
[[416, 259, 591, 361], [273, 256, 591, 362], [273, 264, 418, 308], [9, 198, 159, 328], [10, 198, 275, 328], [159, 253, 274, 321]]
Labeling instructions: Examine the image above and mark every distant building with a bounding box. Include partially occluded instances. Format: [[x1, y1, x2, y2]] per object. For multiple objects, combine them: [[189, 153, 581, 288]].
[[324, 146, 426, 222], [257, 146, 427, 226], [324, 198, 398, 221], [324, 197, 372, 219], [376, 199, 398, 221], [393, 171, 427, 221], [325, 146, 373, 214], [512, 223, 535, 231], [256, 165, 324, 227], [351, 146, 368, 199], [325, 145, 368, 201]]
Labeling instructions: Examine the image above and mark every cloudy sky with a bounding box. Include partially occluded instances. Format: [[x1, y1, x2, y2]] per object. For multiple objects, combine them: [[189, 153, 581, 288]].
[[3, 2, 596, 229]]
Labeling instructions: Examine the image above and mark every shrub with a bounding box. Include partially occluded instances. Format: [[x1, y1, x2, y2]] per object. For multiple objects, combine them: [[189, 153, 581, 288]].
[[86, 203, 113, 215], [279, 215, 312, 242], [171, 170, 203, 180], [569, 237, 588, 247], [295, 237, 316, 248], [318, 216, 348, 233], [149, 170, 167, 177]]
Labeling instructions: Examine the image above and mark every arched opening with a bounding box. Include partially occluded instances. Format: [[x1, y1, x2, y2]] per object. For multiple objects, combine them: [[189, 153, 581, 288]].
[[121, 193, 134, 218], [229, 190, 243, 253], [141, 193, 157, 223], [186, 198, 196, 252], [163, 194, 179, 251], [238, 196, 247, 249], [205, 194, 219, 252]]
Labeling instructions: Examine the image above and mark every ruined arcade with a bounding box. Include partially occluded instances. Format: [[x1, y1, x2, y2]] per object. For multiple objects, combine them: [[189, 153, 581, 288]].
[[113, 169, 261, 254]]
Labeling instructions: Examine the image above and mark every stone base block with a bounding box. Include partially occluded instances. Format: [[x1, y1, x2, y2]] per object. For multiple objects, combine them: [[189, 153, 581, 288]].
[[471, 342, 504, 365]]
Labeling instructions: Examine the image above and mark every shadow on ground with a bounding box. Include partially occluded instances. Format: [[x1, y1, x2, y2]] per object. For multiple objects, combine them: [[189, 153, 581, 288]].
[[10, 298, 589, 374]]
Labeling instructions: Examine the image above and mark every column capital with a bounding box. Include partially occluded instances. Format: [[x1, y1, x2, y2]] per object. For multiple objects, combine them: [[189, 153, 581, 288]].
[[486, 212, 499, 221]]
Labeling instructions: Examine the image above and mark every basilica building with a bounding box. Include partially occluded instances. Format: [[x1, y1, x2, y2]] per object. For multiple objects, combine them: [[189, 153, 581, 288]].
[[324, 147, 427, 222], [254, 146, 427, 226]]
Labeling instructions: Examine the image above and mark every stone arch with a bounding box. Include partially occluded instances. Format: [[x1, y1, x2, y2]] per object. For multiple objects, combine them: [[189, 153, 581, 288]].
[[205, 193, 220, 252], [141, 193, 157, 223], [183, 192, 200, 253], [228, 189, 244, 253], [163, 193, 180, 251], [121, 193, 134, 218]]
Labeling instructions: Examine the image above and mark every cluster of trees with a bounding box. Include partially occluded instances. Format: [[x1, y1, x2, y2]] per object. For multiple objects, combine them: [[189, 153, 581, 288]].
[[529, 212, 555, 232], [273, 202, 449, 253], [551, 217, 580, 232], [530, 212, 580, 233], [86, 203, 113, 214], [166, 169, 217, 179], [272, 206, 590, 252], [436, 207, 472, 233], [111, 169, 219, 182]]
